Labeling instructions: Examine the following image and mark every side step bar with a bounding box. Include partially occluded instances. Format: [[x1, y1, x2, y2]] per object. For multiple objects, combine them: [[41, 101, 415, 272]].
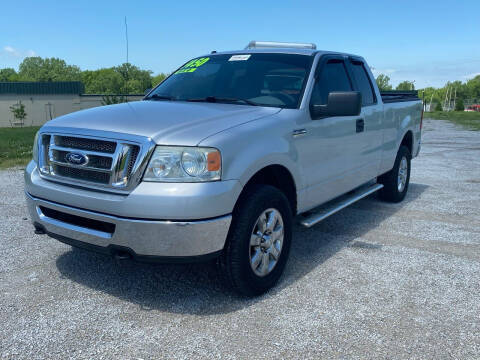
[[300, 183, 384, 228]]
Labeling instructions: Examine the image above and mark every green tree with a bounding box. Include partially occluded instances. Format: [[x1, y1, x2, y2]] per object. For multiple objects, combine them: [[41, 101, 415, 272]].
[[113, 63, 152, 94], [434, 102, 443, 112], [465, 75, 480, 101], [18, 57, 81, 82], [82, 68, 124, 94], [396, 81, 415, 91], [455, 98, 465, 111], [375, 74, 393, 91], [9, 101, 27, 126], [0, 68, 19, 81], [152, 73, 168, 86]]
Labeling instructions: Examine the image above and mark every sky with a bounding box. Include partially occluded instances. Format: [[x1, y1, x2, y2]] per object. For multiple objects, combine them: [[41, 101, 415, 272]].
[[0, 0, 479, 88]]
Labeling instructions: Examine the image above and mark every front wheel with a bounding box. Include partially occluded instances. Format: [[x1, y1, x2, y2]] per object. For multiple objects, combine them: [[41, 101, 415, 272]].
[[218, 185, 292, 296], [378, 145, 411, 203]]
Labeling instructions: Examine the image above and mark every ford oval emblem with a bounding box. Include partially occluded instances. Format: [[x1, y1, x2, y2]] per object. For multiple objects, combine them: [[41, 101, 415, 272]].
[[65, 152, 88, 166]]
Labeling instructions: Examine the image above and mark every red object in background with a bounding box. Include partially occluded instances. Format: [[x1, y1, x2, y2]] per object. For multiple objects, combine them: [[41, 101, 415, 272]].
[[466, 104, 480, 112]]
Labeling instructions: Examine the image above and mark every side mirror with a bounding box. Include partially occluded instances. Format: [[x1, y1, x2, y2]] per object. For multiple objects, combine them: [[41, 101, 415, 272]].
[[144, 88, 152, 96], [311, 91, 362, 119]]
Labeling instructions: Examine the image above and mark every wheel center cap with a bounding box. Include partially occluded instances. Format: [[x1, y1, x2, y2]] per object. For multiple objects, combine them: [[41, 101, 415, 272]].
[[261, 233, 272, 248]]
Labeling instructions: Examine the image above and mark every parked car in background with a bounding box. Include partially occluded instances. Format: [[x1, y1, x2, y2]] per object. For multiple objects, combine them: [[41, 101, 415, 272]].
[[25, 41, 423, 296]]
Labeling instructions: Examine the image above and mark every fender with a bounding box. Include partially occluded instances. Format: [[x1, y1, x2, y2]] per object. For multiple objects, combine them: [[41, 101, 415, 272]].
[[380, 100, 421, 174], [198, 111, 304, 207]]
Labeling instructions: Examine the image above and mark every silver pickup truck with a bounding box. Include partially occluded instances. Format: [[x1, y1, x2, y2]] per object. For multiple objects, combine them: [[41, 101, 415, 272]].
[[25, 41, 423, 296]]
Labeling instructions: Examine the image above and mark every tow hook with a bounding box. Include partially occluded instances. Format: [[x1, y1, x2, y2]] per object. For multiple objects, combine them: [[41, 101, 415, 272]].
[[34, 223, 46, 235]]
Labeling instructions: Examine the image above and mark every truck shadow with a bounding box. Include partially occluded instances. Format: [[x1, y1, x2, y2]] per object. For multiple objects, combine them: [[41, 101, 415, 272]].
[[55, 183, 428, 315]]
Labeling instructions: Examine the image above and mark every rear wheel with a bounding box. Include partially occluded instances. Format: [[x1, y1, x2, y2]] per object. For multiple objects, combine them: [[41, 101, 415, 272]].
[[378, 145, 411, 203], [218, 185, 292, 296]]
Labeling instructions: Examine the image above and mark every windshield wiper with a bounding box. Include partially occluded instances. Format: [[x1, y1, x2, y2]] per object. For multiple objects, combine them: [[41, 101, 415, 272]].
[[185, 96, 259, 106], [145, 94, 174, 101]]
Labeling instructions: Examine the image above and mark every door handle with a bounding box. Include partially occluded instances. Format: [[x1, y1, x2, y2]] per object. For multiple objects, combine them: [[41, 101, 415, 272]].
[[292, 129, 307, 137], [356, 118, 364, 133]]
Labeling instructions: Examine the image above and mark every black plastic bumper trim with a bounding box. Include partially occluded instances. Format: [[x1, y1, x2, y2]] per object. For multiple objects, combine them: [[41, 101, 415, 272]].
[[44, 229, 222, 264]]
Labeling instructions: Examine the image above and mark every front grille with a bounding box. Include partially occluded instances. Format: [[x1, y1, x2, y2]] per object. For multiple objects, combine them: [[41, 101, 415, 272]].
[[40, 206, 116, 234], [37, 133, 149, 192], [53, 164, 110, 184], [55, 136, 116, 153], [52, 149, 113, 169], [126, 146, 140, 176]]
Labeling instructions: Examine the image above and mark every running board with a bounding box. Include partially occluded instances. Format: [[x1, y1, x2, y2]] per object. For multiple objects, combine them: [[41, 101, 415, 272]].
[[300, 183, 384, 228]]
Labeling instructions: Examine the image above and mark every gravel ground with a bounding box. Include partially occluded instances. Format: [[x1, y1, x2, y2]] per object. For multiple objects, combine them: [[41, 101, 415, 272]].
[[1, 119, 479, 359]]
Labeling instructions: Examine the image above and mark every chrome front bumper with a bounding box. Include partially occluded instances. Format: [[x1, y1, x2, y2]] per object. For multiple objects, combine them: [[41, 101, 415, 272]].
[[26, 192, 232, 259]]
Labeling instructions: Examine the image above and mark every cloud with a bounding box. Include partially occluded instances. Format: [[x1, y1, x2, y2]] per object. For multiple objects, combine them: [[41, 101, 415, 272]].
[[1, 45, 37, 58], [3, 45, 20, 57], [371, 68, 396, 76]]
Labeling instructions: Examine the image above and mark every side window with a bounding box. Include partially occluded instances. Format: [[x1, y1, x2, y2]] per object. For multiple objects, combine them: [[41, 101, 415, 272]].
[[311, 59, 352, 105], [350, 61, 376, 106]]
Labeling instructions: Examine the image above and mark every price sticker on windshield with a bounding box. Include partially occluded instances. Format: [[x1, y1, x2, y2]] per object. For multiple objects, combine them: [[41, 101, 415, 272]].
[[175, 57, 210, 74], [229, 55, 251, 61]]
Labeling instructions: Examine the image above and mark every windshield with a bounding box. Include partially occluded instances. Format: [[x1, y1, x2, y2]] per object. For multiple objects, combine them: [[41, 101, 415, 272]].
[[146, 53, 313, 109]]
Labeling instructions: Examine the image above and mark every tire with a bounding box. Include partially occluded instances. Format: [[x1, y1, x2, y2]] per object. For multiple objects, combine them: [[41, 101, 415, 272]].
[[218, 184, 292, 296], [378, 145, 411, 203]]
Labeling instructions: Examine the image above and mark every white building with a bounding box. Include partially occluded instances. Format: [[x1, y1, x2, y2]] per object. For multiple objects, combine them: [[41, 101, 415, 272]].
[[0, 82, 143, 127]]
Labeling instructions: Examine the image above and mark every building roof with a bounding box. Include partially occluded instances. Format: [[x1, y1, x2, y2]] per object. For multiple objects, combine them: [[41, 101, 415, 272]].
[[0, 81, 85, 95]]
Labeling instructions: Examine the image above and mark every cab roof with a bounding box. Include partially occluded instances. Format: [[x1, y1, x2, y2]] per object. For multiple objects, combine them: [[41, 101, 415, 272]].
[[207, 48, 361, 59]]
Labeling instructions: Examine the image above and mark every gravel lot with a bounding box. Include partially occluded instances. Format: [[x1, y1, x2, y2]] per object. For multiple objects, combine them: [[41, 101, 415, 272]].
[[1, 119, 479, 359]]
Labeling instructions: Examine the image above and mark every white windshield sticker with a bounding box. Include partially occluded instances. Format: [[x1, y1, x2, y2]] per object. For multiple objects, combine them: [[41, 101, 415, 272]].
[[229, 54, 251, 61]]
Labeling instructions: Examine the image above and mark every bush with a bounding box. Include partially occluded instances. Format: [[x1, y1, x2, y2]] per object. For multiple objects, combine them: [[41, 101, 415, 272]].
[[101, 95, 126, 105], [434, 102, 443, 112]]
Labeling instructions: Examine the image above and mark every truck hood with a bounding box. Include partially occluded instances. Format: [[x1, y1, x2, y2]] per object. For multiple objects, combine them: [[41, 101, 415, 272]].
[[45, 101, 281, 145]]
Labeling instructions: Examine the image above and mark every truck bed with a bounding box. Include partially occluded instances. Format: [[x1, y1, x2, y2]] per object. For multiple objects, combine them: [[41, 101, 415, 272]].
[[381, 90, 420, 103]]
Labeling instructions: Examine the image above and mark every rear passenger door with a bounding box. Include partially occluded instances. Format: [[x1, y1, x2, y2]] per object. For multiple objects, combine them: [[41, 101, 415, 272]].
[[347, 58, 384, 180]]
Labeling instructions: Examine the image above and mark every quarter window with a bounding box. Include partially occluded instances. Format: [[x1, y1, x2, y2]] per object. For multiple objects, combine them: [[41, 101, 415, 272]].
[[350, 61, 376, 106]]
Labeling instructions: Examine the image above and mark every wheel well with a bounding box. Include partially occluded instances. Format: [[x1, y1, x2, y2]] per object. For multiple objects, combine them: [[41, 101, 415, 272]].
[[401, 131, 413, 154], [242, 165, 297, 215]]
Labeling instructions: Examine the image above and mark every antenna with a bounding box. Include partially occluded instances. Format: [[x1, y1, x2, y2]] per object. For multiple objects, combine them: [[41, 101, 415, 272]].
[[124, 16, 129, 101]]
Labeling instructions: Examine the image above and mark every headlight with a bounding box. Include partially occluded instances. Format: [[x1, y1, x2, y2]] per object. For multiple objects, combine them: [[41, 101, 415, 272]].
[[32, 131, 39, 163], [143, 146, 221, 182]]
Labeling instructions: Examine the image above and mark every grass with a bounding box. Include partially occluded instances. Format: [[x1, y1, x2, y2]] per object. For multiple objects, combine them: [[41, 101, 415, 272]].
[[0, 126, 40, 169], [424, 111, 480, 131]]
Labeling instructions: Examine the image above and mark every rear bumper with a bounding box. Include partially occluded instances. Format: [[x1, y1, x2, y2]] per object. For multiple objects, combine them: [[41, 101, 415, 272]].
[[26, 192, 231, 260]]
